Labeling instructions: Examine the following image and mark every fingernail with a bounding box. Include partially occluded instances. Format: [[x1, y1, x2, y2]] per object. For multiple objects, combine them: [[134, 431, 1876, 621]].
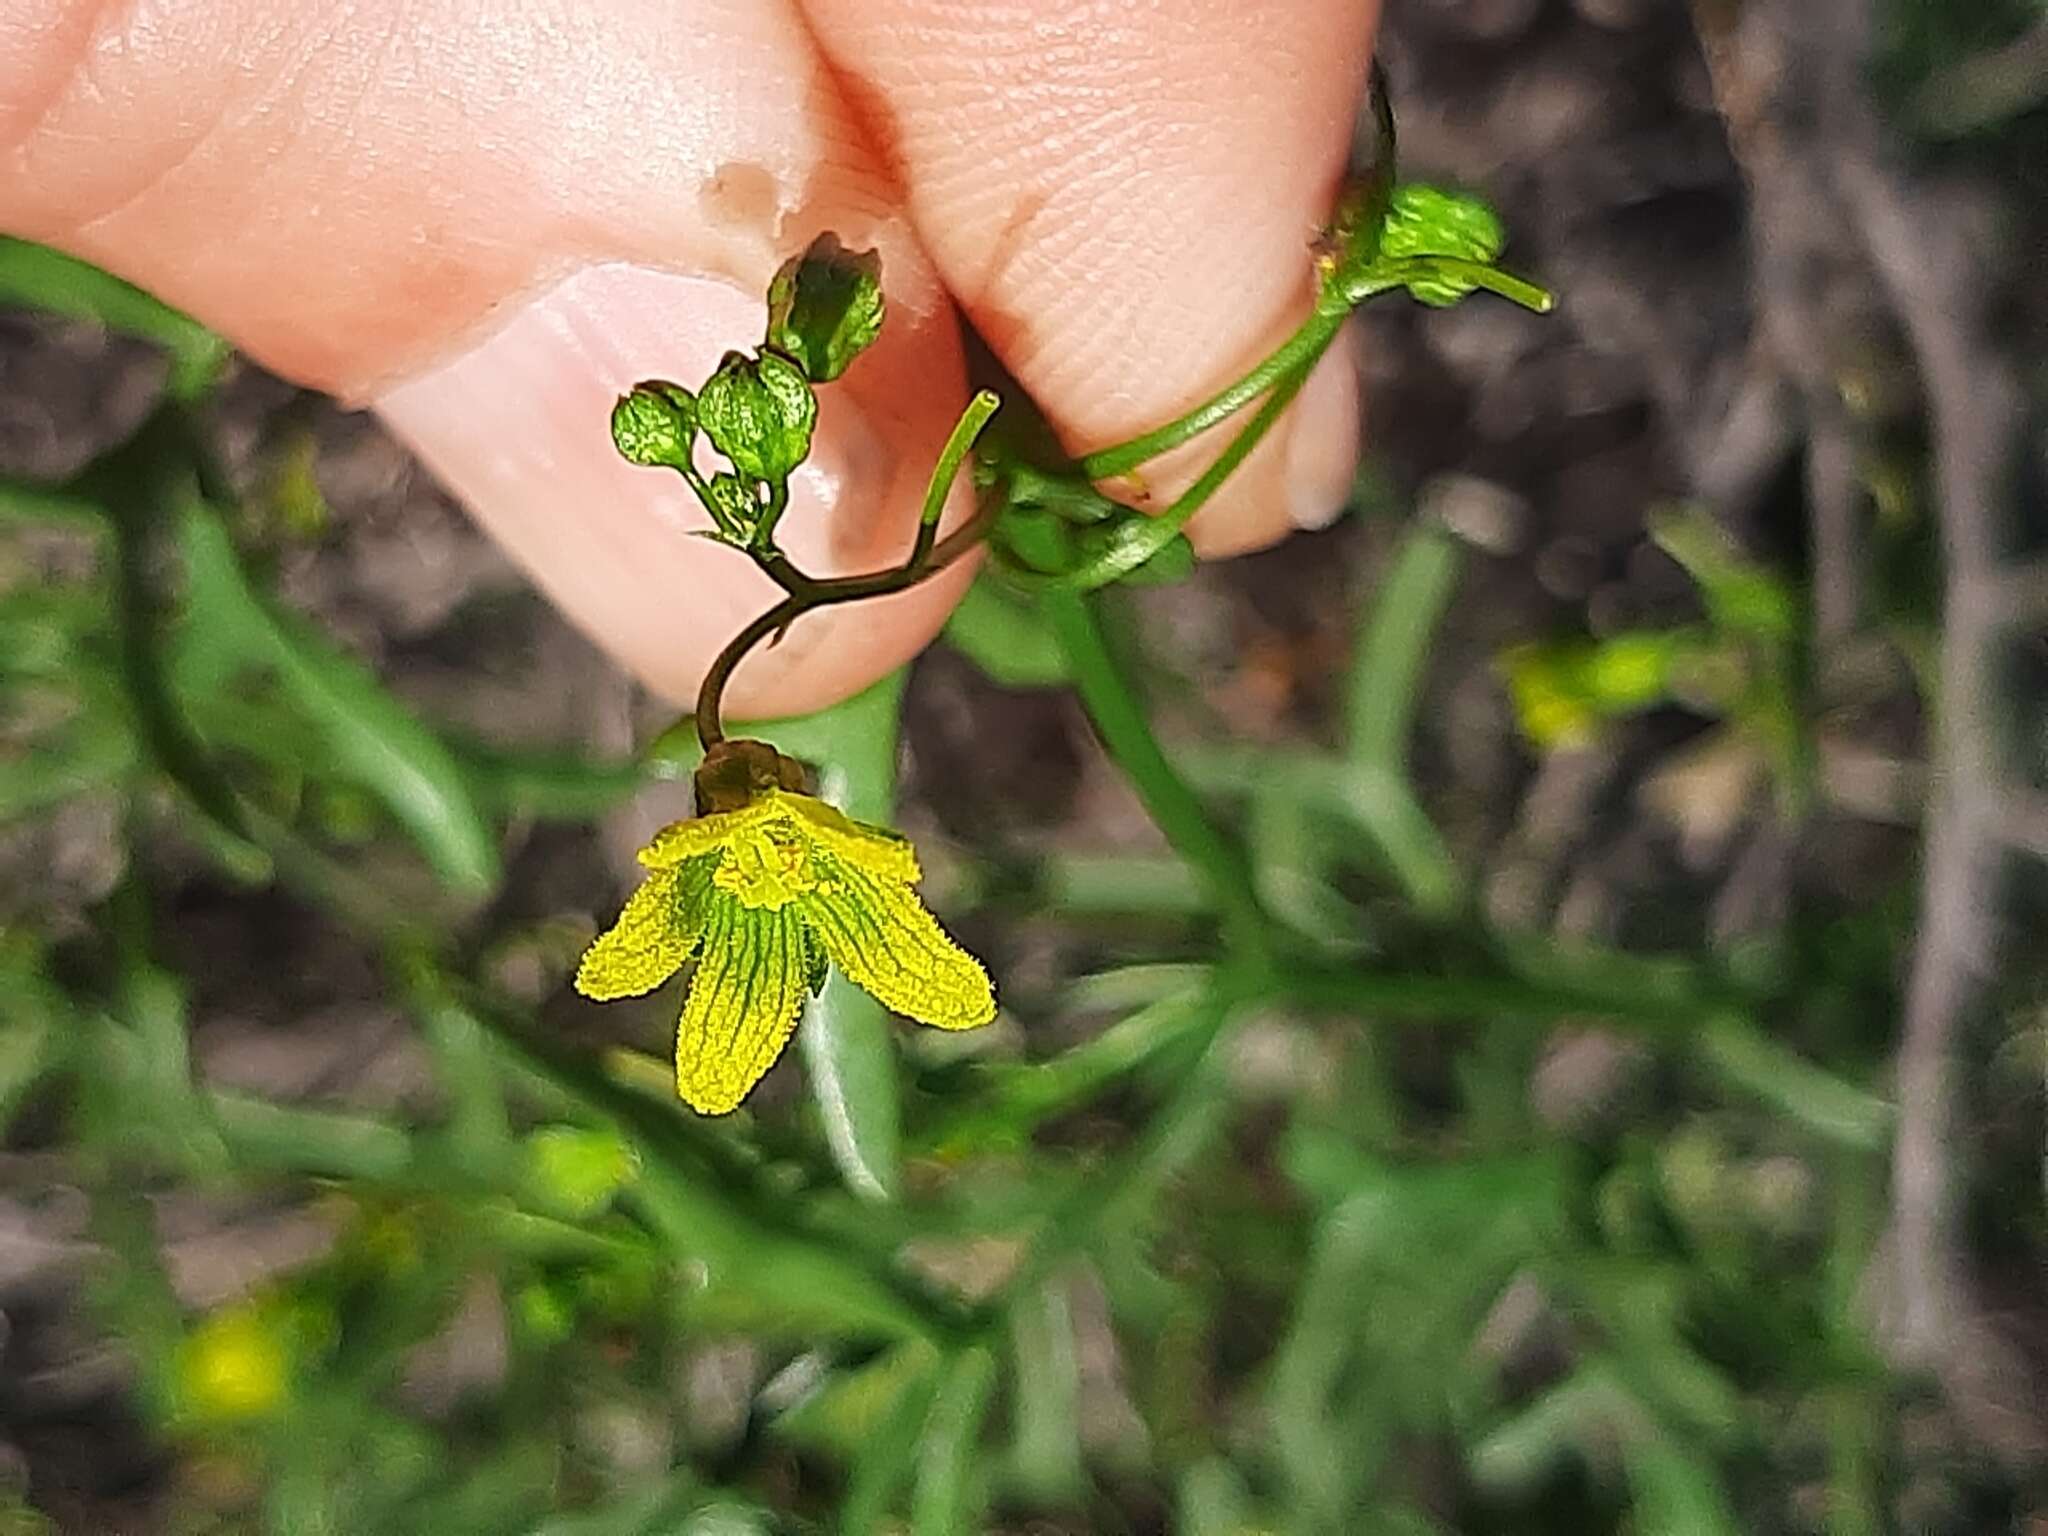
[[1284, 330, 1362, 532], [373, 263, 898, 707]]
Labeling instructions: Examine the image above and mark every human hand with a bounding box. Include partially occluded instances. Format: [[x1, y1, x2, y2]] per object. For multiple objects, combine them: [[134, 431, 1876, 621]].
[[1, 0, 1375, 716]]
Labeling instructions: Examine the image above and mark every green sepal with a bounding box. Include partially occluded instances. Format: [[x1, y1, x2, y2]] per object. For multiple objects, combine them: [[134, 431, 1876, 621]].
[[611, 381, 698, 470], [697, 350, 819, 484], [765, 234, 886, 383], [805, 934, 830, 999]]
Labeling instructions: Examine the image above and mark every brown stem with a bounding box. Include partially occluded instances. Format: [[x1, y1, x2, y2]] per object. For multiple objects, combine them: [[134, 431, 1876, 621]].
[[693, 490, 1004, 752]]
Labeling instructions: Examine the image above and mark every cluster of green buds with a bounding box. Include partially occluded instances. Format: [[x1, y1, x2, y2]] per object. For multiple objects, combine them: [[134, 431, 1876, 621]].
[[607, 234, 886, 553]]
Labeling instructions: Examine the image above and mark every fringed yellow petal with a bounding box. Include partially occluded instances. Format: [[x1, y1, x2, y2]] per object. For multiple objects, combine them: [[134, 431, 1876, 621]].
[[575, 858, 714, 1001], [777, 791, 921, 883], [638, 798, 781, 870], [799, 858, 995, 1031], [674, 896, 814, 1114]]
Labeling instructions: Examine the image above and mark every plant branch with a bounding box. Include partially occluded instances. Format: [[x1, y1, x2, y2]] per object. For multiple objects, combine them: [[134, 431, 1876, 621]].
[[912, 390, 1000, 569], [693, 397, 1004, 751], [1077, 309, 1347, 483]]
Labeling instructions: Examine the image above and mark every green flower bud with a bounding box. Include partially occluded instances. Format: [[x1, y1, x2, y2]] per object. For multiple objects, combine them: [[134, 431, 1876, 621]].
[[697, 350, 818, 485], [765, 233, 887, 383], [611, 381, 698, 470]]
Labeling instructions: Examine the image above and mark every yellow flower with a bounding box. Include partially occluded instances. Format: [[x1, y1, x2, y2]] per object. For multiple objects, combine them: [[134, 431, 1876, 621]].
[[175, 1303, 290, 1423], [577, 741, 995, 1114]]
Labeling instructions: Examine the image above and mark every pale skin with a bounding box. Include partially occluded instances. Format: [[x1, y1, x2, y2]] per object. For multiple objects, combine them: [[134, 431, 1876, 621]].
[[1, 0, 1378, 717]]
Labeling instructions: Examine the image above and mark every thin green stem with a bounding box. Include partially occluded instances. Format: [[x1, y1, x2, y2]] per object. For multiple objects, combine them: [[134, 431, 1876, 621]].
[[753, 478, 791, 548], [1343, 257, 1555, 314], [1077, 360, 1316, 592], [1069, 60, 1394, 487], [0, 474, 102, 529], [1077, 309, 1345, 483], [912, 389, 1000, 569], [99, 412, 268, 876], [1277, 966, 1711, 1028], [1041, 590, 1270, 961]]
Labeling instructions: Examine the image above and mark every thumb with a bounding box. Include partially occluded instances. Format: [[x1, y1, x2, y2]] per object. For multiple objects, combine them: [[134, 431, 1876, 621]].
[[0, 0, 975, 717]]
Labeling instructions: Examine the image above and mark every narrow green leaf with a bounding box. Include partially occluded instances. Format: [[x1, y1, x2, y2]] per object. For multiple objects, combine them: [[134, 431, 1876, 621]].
[[1267, 1192, 1386, 1520], [942, 576, 1070, 686], [401, 954, 515, 1167], [1034, 852, 1210, 917], [1008, 1279, 1085, 1503], [1176, 1459, 1257, 1536], [1346, 522, 1462, 769], [0, 239, 228, 399], [174, 504, 501, 897], [760, 671, 909, 1203], [448, 736, 642, 822], [1622, 1437, 1742, 1536], [911, 1347, 996, 1536], [1468, 1365, 1632, 1496], [1247, 782, 1365, 948], [841, 1362, 940, 1536], [1696, 1012, 1892, 1149], [1342, 764, 1462, 917], [208, 1092, 413, 1182], [1073, 515, 1195, 587], [1648, 504, 1799, 643], [0, 476, 104, 529]]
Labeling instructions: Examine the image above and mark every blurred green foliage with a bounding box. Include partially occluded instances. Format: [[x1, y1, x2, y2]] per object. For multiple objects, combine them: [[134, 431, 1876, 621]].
[[0, 230, 1985, 1536]]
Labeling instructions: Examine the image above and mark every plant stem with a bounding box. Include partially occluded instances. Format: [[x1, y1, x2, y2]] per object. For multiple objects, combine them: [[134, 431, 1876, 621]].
[[1277, 966, 1711, 1028], [696, 598, 800, 751], [1077, 309, 1346, 483], [99, 411, 268, 876], [754, 478, 790, 548], [1354, 257, 1556, 314], [693, 394, 1004, 751], [1014, 363, 1318, 594], [1040, 590, 1270, 961], [912, 389, 1000, 569]]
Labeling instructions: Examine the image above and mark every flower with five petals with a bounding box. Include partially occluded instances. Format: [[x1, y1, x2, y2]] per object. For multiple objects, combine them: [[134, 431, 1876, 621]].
[[576, 740, 995, 1113]]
